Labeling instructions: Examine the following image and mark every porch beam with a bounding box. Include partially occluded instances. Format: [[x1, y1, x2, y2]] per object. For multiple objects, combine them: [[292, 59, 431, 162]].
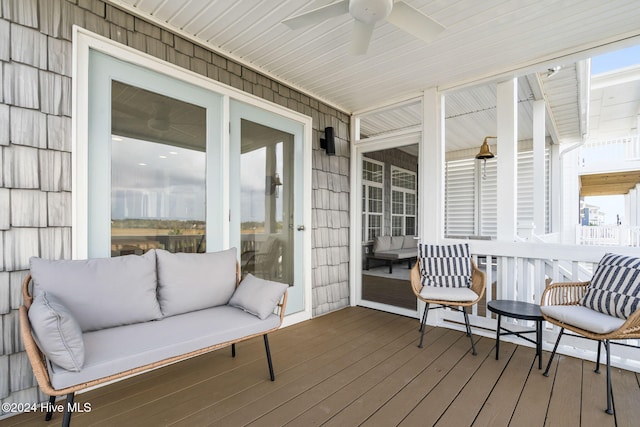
[[497, 78, 518, 241]]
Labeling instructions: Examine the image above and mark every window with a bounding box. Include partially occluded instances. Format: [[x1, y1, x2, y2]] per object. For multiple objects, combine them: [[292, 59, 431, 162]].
[[362, 158, 384, 242], [111, 81, 207, 256], [391, 167, 417, 236]]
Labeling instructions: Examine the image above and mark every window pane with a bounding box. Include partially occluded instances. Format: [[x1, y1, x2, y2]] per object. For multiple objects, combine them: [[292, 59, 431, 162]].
[[406, 217, 416, 235], [392, 216, 403, 236], [369, 187, 383, 213], [392, 169, 416, 190], [368, 215, 382, 241], [111, 81, 206, 256], [392, 190, 404, 214], [363, 160, 383, 183], [406, 193, 416, 215]]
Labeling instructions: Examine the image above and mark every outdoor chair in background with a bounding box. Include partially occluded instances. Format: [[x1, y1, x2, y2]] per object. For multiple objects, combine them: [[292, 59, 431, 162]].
[[540, 253, 640, 415], [410, 243, 486, 354], [241, 235, 282, 280]]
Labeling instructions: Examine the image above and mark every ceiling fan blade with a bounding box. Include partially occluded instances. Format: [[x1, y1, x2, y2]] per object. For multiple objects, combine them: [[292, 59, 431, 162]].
[[282, 0, 349, 30], [350, 20, 375, 55], [386, 1, 445, 43]]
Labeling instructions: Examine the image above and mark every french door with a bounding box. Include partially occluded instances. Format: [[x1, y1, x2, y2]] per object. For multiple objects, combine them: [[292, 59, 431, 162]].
[[84, 46, 309, 318], [229, 101, 307, 315]]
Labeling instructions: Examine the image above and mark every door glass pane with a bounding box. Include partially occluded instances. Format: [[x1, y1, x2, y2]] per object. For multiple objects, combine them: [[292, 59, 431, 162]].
[[239, 119, 293, 284], [110, 80, 206, 256]]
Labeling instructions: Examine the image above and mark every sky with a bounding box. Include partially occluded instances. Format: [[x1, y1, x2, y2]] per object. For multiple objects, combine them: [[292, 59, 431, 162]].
[[590, 44, 640, 74], [583, 44, 640, 224]]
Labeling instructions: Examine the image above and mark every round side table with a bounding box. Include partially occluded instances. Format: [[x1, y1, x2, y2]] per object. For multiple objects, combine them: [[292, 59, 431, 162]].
[[487, 300, 544, 369]]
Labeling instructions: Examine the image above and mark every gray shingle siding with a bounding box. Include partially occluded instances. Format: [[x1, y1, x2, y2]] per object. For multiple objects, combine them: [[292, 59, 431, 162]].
[[0, 0, 351, 414]]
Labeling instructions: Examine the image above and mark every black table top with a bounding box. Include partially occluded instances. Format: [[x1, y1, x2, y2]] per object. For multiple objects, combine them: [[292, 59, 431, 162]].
[[487, 299, 543, 321]]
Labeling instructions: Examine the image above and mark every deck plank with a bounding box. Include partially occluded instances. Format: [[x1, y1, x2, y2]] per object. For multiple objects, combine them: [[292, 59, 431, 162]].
[[391, 338, 494, 427], [610, 364, 640, 427], [321, 330, 468, 426], [284, 327, 449, 426], [2, 306, 639, 427], [472, 345, 537, 427], [434, 341, 517, 427], [578, 361, 614, 427], [509, 350, 556, 427], [544, 354, 582, 427], [208, 315, 415, 426]]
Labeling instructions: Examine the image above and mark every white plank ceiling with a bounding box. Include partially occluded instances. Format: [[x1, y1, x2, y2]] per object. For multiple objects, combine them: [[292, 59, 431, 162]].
[[108, 0, 640, 148]]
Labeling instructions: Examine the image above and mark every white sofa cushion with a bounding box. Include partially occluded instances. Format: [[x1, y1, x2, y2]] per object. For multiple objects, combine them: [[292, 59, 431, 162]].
[[418, 243, 471, 288], [30, 251, 162, 332], [419, 286, 478, 302], [403, 235, 417, 249], [370, 248, 416, 260], [373, 236, 391, 253], [29, 292, 85, 372], [390, 236, 404, 250], [156, 248, 238, 317], [47, 306, 281, 390], [229, 274, 288, 320], [540, 305, 625, 334], [580, 253, 640, 319]]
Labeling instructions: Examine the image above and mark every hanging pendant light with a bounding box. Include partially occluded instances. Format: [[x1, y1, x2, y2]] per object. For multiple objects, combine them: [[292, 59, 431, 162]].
[[476, 136, 496, 179]]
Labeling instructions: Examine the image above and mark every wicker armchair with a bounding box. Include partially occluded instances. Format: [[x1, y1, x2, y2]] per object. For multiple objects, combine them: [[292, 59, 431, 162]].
[[540, 281, 640, 415], [410, 259, 486, 354]]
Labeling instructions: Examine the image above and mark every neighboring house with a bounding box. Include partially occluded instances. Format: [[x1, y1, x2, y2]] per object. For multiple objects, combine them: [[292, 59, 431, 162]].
[[1, 0, 640, 414]]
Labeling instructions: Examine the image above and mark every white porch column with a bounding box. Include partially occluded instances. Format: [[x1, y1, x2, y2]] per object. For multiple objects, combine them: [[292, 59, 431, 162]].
[[497, 78, 518, 241], [550, 144, 561, 234], [533, 100, 546, 234], [420, 87, 444, 242], [629, 184, 640, 226], [627, 187, 636, 226]]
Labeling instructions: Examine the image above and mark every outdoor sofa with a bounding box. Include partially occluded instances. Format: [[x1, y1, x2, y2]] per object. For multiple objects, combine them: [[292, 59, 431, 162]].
[[19, 247, 288, 427], [365, 235, 418, 273]]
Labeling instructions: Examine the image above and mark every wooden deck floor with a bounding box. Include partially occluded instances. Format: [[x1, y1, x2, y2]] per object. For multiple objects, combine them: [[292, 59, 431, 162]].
[[3, 306, 640, 427]]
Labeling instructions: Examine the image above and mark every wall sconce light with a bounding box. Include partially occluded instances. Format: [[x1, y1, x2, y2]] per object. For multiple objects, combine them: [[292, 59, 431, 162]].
[[266, 172, 283, 197], [476, 136, 496, 179], [320, 127, 336, 155]]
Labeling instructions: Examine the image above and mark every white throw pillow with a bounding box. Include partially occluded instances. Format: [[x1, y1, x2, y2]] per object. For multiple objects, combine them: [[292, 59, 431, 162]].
[[29, 292, 85, 372], [156, 248, 238, 317], [228, 274, 288, 320]]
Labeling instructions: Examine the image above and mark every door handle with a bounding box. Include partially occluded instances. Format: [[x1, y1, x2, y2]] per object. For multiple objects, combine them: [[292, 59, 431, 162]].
[[297, 225, 306, 231]]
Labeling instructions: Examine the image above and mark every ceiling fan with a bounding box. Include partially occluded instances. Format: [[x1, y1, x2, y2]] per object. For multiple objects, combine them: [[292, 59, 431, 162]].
[[282, 0, 445, 55]]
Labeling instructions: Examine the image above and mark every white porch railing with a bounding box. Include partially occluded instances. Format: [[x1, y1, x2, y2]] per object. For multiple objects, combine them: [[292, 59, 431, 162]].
[[577, 224, 640, 247], [431, 239, 640, 372], [580, 135, 640, 166]]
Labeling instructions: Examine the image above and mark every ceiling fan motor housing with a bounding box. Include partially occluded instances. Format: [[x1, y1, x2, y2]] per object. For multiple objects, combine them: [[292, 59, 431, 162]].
[[349, 0, 393, 24]]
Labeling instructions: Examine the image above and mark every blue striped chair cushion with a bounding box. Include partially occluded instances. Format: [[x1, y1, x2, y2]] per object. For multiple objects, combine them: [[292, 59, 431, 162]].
[[580, 253, 640, 319], [418, 243, 471, 288]]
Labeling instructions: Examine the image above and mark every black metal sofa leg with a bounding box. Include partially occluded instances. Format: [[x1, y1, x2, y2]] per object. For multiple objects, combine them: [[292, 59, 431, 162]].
[[231, 343, 236, 357], [543, 328, 564, 377], [62, 393, 74, 427], [462, 307, 477, 355], [605, 339, 614, 415], [264, 334, 275, 381], [595, 340, 602, 373], [418, 303, 429, 348], [45, 395, 56, 421]]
